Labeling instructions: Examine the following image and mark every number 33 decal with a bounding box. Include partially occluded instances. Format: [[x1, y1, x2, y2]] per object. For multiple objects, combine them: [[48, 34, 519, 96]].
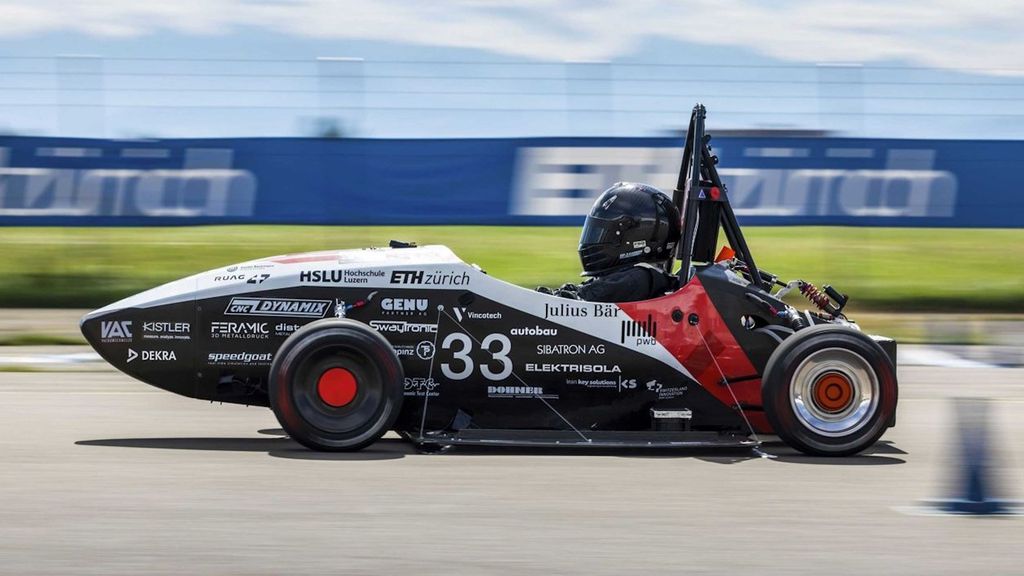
[[440, 332, 513, 381]]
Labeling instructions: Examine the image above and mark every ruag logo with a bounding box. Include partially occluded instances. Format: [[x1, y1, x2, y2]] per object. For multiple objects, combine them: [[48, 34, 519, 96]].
[[210, 321, 270, 340], [225, 297, 330, 318], [404, 377, 439, 397], [127, 348, 177, 363], [621, 314, 657, 346], [100, 320, 133, 342], [141, 322, 190, 341], [380, 297, 429, 316], [510, 326, 558, 337], [368, 320, 438, 334], [389, 270, 471, 286], [213, 274, 246, 282], [207, 352, 273, 366]]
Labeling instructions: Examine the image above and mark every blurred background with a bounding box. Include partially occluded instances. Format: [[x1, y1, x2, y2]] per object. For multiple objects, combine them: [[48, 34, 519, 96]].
[[0, 1, 1022, 346]]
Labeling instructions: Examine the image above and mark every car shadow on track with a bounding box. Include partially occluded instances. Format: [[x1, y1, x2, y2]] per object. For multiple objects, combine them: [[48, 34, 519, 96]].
[[76, 434, 906, 465], [75, 436, 409, 461]]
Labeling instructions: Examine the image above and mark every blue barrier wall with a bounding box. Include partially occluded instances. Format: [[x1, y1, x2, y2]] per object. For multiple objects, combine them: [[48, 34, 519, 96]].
[[1, 135, 1021, 227]]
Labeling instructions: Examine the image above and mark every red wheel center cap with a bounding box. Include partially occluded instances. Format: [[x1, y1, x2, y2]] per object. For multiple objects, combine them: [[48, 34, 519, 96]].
[[317, 367, 358, 407], [812, 373, 853, 413]]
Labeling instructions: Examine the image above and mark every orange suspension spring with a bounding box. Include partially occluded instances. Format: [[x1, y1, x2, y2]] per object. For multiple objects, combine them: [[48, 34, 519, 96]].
[[799, 281, 833, 313]]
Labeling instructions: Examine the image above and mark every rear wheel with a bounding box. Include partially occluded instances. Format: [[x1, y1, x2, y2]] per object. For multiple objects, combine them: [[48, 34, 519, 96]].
[[762, 324, 897, 456], [269, 319, 404, 451]]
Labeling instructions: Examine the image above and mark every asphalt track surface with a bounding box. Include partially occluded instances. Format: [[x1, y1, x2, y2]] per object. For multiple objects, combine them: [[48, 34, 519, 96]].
[[2, 367, 1022, 576]]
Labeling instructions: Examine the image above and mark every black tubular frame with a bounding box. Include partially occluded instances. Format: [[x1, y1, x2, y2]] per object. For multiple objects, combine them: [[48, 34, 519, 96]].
[[668, 104, 766, 290]]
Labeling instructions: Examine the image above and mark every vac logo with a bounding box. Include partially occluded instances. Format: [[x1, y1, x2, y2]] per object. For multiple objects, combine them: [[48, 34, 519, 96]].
[[100, 320, 132, 342], [225, 297, 331, 318], [621, 314, 657, 346]]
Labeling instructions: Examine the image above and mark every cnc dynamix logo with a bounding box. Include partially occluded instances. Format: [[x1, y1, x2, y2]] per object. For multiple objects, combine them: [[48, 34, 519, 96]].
[[225, 297, 331, 319], [100, 320, 132, 342]]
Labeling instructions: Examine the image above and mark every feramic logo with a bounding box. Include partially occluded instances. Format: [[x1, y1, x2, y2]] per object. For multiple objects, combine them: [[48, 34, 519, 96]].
[[621, 314, 657, 345], [381, 297, 429, 315], [100, 320, 133, 342], [225, 297, 330, 318], [210, 321, 270, 339], [389, 270, 471, 286], [369, 320, 438, 334]]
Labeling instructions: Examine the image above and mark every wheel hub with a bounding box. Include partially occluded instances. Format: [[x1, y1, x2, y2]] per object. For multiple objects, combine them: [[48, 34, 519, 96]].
[[811, 372, 854, 413], [316, 367, 358, 407]]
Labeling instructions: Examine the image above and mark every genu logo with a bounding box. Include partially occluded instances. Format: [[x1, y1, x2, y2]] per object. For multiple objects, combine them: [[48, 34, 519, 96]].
[[381, 297, 428, 315]]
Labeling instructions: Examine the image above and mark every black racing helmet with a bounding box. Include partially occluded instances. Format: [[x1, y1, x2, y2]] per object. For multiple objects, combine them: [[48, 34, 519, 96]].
[[578, 182, 681, 276]]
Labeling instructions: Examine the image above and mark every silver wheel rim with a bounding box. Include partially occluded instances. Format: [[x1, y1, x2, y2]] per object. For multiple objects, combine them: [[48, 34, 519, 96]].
[[790, 347, 879, 437]]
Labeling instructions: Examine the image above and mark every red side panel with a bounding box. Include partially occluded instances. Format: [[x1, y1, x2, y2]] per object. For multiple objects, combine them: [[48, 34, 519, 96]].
[[618, 276, 770, 431]]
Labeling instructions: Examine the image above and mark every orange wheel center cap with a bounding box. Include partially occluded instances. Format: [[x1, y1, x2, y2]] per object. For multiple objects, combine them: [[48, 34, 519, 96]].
[[317, 367, 358, 407], [812, 373, 854, 413]]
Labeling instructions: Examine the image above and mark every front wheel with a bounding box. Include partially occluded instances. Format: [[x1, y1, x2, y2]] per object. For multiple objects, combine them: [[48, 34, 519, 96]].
[[269, 319, 404, 451], [762, 324, 897, 456]]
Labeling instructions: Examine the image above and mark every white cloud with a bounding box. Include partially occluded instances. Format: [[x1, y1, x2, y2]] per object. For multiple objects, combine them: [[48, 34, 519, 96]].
[[0, 0, 1022, 73]]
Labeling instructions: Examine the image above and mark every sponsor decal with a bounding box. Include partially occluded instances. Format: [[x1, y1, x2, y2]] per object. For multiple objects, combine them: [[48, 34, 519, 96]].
[[487, 385, 550, 399], [565, 374, 635, 392], [299, 269, 386, 284], [207, 351, 273, 366], [389, 270, 471, 286], [273, 322, 301, 337], [415, 340, 435, 360], [404, 377, 439, 397], [621, 314, 657, 346], [369, 320, 438, 334], [127, 348, 176, 363], [100, 320, 132, 342], [632, 240, 647, 249], [141, 321, 190, 341], [245, 273, 270, 284], [394, 345, 416, 357], [380, 297, 429, 316], [536, 343, 605, 355], [510, 326, 558, 337], [453, 307, 503, 321], [524, 363, 621, 373], [211, 321, 270, 340], [213, 274, 246, 282], [226, 263, 273, 272], [543, 302, 619, 319], [617, 248, 648, 260], [647, 378, 688, 400], [225, 297, 330, 318], [334, 292, 377, 318]]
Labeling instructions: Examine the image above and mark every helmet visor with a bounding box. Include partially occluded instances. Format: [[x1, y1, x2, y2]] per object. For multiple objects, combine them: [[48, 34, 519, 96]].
[[580, 216, 619, 247]]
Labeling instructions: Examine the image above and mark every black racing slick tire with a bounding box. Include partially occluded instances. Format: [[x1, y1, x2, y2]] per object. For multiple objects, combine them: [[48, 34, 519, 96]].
[[761, 324, 897, 457], [269, 319, 404, 452]]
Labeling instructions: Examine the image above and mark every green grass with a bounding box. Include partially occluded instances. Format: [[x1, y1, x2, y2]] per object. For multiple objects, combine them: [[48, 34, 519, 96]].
[[0, 333, 86, 346], [0, 226, 1021, 311]]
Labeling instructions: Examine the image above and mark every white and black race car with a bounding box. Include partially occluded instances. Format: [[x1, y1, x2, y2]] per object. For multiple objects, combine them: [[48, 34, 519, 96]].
[[81, 105, 898, 456]]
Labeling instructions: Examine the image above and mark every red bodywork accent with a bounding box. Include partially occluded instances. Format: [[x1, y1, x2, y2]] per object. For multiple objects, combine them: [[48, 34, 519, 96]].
[[618, 276, 772, 432]]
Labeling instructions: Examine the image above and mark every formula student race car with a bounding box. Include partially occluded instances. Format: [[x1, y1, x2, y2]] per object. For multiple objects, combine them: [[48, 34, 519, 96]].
[[81, 105, 898, 457]]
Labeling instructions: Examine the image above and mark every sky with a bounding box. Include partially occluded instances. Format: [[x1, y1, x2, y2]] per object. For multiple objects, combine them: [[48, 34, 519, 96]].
[[0, 0, 1021, 138]]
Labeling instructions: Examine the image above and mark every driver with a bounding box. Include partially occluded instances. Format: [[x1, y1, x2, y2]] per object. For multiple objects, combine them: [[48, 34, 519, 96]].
[[541, 182, 681, 303]]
